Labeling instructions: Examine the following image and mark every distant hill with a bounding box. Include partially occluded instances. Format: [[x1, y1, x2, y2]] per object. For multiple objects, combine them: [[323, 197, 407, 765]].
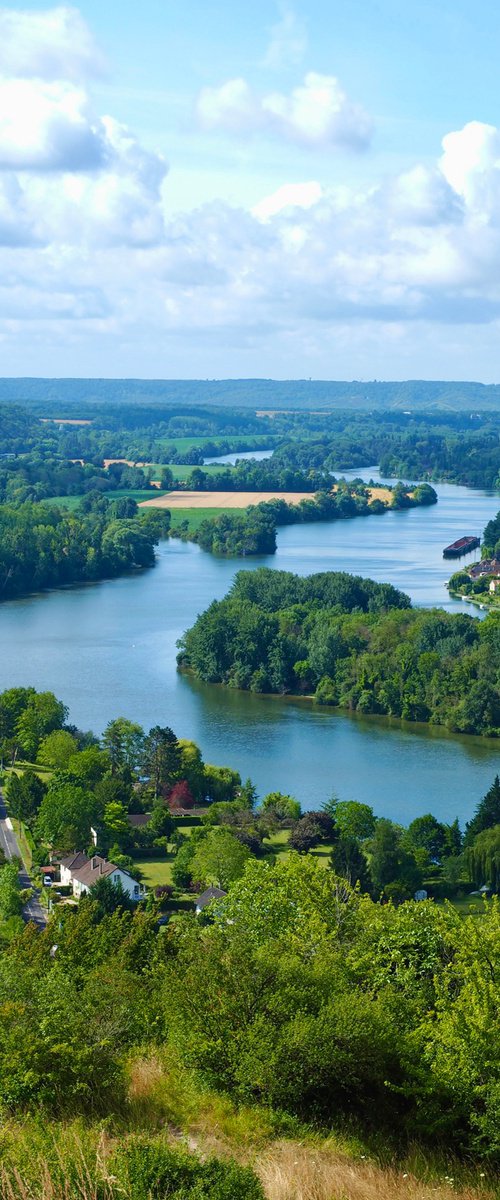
[[0, 377, 500, 412]]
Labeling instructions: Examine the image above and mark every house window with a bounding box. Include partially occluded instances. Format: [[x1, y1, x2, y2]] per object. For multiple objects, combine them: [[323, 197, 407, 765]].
[[134, 885, 139, 895], [113, 874, 119, 882]]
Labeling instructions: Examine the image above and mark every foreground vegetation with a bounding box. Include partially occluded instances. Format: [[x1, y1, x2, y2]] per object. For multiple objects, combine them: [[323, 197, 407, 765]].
[[3, 686, 500, 1194]]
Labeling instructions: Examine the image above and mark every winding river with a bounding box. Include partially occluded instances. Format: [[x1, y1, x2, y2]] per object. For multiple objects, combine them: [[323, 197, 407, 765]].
[[1, 463, 498, 825]]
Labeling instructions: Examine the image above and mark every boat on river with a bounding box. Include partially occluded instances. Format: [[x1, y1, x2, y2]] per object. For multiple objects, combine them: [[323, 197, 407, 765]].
[[443, 535, 480, 559]]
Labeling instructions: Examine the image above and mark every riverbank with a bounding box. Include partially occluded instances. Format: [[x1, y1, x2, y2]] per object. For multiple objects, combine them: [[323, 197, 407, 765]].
[[0, 477, 498, 822]]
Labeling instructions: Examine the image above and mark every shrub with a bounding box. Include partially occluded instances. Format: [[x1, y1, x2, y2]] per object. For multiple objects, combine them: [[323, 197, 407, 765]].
[[111, 1138, 264, 1200]]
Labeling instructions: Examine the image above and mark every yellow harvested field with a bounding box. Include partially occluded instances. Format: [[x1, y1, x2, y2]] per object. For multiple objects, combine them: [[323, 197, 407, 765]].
[[366, 485, 393, 503], [139, 490, 316, 509], [139, 486, 394, 509]]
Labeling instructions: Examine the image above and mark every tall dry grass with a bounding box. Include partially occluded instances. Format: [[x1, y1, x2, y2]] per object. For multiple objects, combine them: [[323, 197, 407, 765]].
[[257, 1141, 494, 1200]]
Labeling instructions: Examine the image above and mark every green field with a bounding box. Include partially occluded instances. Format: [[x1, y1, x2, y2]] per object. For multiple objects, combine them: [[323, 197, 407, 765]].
[[168, 507, 244, 533], [156, 435, 273, 453], [42, 489, 169, 509], [148, 462, 227, 481]]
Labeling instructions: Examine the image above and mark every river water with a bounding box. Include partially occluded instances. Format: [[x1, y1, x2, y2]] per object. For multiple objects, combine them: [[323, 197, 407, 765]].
[[0, 465, 498, 825]]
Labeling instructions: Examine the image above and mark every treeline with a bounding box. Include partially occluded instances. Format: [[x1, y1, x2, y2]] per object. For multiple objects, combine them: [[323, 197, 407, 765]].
[[0, 497, 170, 600], [0, 454, 158, 504], [483, 509, 500, 556], [179, 568, 500, 735], [0, 400, 275, 466], [6, 375, 500, 409], [270, 415, 500, 489]]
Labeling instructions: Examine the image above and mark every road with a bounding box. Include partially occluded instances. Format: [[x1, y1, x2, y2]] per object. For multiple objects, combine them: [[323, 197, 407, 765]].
[[0, 789, 47, 928]]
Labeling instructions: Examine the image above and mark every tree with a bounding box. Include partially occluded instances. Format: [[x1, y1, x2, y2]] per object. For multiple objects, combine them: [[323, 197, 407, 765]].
[[190, 829, 251, 889], [332, 800, 376, 842], [330, 836, 372, 891], [37, 729, 78, 769], [6, 769, 46, 827], [405, 813, 447, 860], [102, 801, 131, 853], [0, 861, 23, 919], [288, 811, 335, 854], [148, 803, 174, 839], [261, 792, 301, 821], [465, 776, 500, 845], [171, 840, 196, 890], [367, 818, 422, 900], [167, 780, 195, 811], [288, 816, 323, 853], [204, 763, 241, 804], [15, 692, 67, 760], [178, 739, 205, 803], [142, 726, 180, 799], [87, 876, 134, 915], [102, 718, 145, 775], [67, 746, 111, 784], [35, 781, 98, 851]]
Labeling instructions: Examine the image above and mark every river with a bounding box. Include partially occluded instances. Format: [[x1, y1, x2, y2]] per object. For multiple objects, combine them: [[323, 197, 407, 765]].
[[0, 464, 498, 825]]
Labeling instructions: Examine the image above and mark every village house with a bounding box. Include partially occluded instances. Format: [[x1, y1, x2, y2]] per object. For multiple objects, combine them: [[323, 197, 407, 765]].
[[58, 852, 145, 901], [469, 557, 500, 579]]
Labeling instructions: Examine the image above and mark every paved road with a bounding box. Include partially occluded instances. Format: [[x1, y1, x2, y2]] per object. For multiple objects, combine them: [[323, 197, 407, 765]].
[[0, 789, 47, 928]]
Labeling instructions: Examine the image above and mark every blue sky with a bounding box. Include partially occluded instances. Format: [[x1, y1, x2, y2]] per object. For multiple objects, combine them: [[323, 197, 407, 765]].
[[1, 1, 500, 379]]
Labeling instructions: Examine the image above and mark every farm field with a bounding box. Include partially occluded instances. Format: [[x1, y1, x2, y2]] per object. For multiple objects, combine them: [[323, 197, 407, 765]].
[[140, 489, 316, 509], [168, 507, 240, 532], [41, 489, 169, 509]]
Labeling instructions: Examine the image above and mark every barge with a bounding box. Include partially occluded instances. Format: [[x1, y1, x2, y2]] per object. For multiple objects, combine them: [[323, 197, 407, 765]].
[[443, 535, 480, 559]]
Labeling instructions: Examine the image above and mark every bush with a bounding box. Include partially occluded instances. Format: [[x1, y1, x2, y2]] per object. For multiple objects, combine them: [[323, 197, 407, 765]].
[[111, 1138, 264, 1200]]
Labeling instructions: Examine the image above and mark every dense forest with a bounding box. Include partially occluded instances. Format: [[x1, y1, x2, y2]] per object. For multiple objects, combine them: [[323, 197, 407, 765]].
[[271, 421, 500, 490], [0, 497, 170, 599], [2, 399, 500, 490], [179, 569, 500, 735]]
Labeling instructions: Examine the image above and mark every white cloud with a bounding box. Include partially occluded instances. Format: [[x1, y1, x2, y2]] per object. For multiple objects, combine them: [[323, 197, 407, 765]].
[[263, 73, 373, 149], [196, 72, 374, 150], [262, 4, 307, 70], [0, 79, 108, 170], [253, 180, 322, 220], [196, 78, 258, 136], [0, 6, 104, 81]]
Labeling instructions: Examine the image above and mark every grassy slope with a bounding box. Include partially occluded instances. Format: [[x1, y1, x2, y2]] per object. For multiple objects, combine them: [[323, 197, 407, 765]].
[[0, 1054, 495, 1200]]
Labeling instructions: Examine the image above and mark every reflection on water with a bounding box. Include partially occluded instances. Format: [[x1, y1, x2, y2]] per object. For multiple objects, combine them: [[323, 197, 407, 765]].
[[1, 472, 498, 822]]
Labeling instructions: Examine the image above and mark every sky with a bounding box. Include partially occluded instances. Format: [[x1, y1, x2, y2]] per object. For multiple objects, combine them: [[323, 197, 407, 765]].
[[1, 2, 500, 380]]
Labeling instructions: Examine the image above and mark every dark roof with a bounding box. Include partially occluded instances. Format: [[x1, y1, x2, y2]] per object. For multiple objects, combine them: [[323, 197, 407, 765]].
[[128, 813, 151, 828], [60, 851, 89, 872], [71, 855, 121, 888], [195, 886, 227, 911]]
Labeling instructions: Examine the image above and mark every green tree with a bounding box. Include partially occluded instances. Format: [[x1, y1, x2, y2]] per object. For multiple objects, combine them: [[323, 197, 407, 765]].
[[102, 718, 145, 774], [142, 726, 180, 799], [37, 729, 78, 769], [367, 818, 422, 900], [15, 692, 67, 760], [35, 781, 98, 851], [333, 800, 376, 841], [0, 861, 23, 919], [465, 776, 500, 845], [6, 769, 46, 827], [261, 792, 301, 821], [190, 829, 250, 889]]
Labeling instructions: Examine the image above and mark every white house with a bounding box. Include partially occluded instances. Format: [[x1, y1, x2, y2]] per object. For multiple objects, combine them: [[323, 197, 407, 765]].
[[58, 852, 145, 901]]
